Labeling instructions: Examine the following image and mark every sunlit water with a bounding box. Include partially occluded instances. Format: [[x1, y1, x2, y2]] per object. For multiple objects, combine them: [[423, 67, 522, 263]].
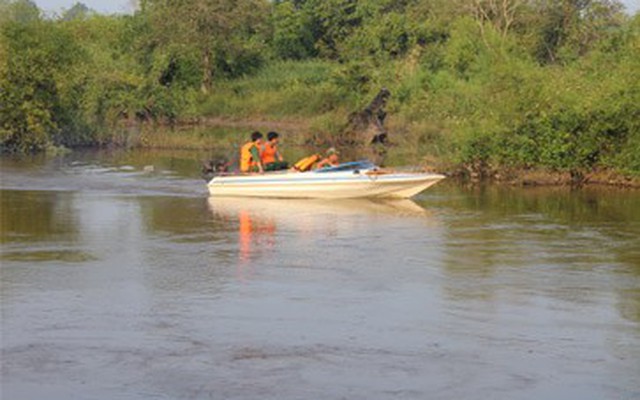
[[1, 150, 639, 400]]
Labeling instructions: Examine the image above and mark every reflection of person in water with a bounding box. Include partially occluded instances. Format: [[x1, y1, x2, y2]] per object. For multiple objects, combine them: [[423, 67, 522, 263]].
[[238, 210, 253, 266], [237, 209, 275, 280]]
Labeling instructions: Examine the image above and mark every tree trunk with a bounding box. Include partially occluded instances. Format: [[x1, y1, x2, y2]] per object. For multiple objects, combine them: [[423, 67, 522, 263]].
[[201, 49, 212, 94]]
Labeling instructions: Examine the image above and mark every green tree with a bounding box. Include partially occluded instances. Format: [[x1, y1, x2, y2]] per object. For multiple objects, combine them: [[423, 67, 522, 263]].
[[271, 0, 316, 59], [62, 2, 91, 21], [530, 0, 626, 64], [144, 0, 270, 93], [0, 0, 39, 24], [0, 18, 81, 152], [291, 0, 362, 59]]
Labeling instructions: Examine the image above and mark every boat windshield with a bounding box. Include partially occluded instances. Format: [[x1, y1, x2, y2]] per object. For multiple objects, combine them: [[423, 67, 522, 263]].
[[315, 160, 376, 173]]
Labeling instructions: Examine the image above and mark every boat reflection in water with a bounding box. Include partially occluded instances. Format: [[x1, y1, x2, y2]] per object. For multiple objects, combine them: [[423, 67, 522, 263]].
[[207, 197, 434, 279]]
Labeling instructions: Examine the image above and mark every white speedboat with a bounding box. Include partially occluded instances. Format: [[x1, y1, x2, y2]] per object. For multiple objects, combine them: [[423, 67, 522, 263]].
[[207, 161, 445, 199]]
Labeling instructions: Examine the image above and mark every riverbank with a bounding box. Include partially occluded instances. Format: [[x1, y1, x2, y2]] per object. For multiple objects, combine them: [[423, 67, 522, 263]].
[[80, 118, 640, 189], [489, 168, 640, 188]]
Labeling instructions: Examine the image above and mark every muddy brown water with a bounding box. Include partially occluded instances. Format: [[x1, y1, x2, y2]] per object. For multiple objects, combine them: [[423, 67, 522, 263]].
[[1, 149, 639, 400]]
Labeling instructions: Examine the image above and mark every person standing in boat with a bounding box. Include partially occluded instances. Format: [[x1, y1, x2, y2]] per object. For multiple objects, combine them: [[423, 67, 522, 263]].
[[261, 131, 288, 171], [315, 147, 340, 169], [240, 131, 265, 173]]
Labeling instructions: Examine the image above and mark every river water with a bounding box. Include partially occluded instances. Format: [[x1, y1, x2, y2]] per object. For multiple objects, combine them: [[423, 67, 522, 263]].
[[1, 149, 639, 400]]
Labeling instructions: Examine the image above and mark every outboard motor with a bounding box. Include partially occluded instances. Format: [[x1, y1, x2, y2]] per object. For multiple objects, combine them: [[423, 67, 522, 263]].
[[202, 158, 230, 181]]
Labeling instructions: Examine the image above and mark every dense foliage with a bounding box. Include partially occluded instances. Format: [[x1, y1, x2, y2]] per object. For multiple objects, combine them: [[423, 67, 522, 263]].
[[1, 0, 638, 176]]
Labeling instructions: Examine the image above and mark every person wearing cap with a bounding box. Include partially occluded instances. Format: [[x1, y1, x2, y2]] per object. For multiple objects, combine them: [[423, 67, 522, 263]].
[[315, 147, 340, 169], [261, 131, 288, 171]]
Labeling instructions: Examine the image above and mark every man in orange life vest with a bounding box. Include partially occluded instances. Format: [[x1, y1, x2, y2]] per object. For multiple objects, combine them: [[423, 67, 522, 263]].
[[240, 131, 265, 173], [261, 131, 288, 171]]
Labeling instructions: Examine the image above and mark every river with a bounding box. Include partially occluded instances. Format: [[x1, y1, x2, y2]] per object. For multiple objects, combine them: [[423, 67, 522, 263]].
[[1, 149, 639, 400]]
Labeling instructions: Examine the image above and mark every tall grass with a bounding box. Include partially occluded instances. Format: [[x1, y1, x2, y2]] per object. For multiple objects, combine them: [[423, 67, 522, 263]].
[[197, 60, 356, 119]]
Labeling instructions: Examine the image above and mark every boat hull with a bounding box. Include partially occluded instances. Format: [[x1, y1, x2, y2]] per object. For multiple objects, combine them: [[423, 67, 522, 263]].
[[207, 170, 445, 199]]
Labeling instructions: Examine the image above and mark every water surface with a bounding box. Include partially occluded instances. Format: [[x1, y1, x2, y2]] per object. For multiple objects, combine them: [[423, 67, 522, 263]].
[[1, 150, 639, 400]]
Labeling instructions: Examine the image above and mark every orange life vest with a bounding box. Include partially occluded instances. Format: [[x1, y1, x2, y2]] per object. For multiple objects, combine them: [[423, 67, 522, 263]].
[[240, 141, 260, 172], [261, 142, 279, 164], [293, 154, 320, 172]]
